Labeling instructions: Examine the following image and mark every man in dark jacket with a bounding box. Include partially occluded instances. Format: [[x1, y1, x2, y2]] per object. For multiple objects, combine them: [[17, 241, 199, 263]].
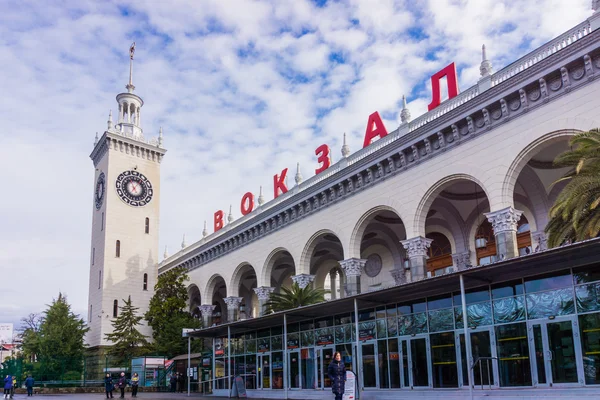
[[169, 374, 177, 392], [104, 374, 114, 399], [118, 372, 127, 399], [3, 375, 12, 399], [25, 376, 34, 397]]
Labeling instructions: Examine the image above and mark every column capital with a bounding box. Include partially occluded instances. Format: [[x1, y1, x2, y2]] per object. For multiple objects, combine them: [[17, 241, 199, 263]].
[[253, 286, 275, 301], [198, 304, 216, 317], [485, 206, 523, 234], [401, 236, 433, 258], [531, 231, 548, 252], [224, 296, 243, 310], [291, 274, 315, 289], [452, 251, 471, 271], [339, 258, 367, 277], [390, 269, 406, 285]]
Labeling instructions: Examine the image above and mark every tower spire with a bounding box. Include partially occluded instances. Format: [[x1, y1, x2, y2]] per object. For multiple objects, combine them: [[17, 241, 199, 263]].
[[258, 186, 265, 206], [480, 44, 493, 77], [295, 162, 303, 185], [126, 42, 136, 93], [107, 110, 113, 130], [400, 95, 411, 125], [341, 132, 350, 158]]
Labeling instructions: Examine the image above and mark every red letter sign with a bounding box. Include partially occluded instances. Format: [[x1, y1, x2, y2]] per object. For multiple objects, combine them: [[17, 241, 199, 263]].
[[273, 168, 288, 199], [214, 210, 224, 232], [240, 192, 254, 216], [427, 62, 459, 111], [362, 111, 388, 148], [314, 144, 331, 174]]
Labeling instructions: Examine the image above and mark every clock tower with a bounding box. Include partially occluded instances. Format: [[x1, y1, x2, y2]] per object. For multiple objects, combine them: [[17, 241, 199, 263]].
[[86, 44, 166, 350]]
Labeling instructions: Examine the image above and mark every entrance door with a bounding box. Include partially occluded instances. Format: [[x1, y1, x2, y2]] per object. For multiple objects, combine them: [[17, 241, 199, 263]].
[[400, 336, 432, 388], [528, 316, 584, 387], [361, 341, 379, 388], [288, 351, 300, 389], [257, 353, 271, 389], [316, 347, 334, 389], [459, 328, 498, 388]]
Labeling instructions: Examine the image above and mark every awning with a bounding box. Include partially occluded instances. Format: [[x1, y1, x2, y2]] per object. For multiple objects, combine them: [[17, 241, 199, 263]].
[[186, 238, 600, 339]]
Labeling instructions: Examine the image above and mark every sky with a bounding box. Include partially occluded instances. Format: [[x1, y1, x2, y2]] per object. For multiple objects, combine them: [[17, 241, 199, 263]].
[[0, 0, 593, 332]]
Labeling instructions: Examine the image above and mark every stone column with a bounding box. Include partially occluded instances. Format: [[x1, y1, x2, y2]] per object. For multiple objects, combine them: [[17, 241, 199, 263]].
[[452, 251, 471, 271], [291, 274, 315, 289], [224, 297, 243, 322], [339, 258, 366, 296], [401, 236, 433, 281], [390, 269, 407, 285], [330, 270, 337, 300], [198, 304, 215, 328], [253, 286, 274, 317], [485, 206, 523, 260], [531, 231, 548, 252]]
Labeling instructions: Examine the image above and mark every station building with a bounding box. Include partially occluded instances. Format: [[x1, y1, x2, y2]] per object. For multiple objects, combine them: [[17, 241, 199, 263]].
[[89, 6, 600, 400]]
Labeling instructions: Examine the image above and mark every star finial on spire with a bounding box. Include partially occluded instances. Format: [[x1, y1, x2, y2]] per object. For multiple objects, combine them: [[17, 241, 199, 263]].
[[295, 162, 303, 185], [158, 126, 163, 148], [94, 132, 99, 146], [228, 205, 234, 224], [258, 186, 265, 206], [400, 95, 411, 125], [341, 132, 350, 158], [480, 44, 493, 77], [126, 42, 136, 93], [202, 221, 208, 237], [163, 245, 169, 259], [181, 234, 187, 249], [107, 110, 113, 130]]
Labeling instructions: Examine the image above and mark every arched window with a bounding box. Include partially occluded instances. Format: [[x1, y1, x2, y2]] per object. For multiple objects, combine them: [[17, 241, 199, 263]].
[[145, 217, 150, 234], [426, 232, 453, 275], [113, 300, 118, 317], [143, 273, 148, 291], [116, 240, 121, 258]]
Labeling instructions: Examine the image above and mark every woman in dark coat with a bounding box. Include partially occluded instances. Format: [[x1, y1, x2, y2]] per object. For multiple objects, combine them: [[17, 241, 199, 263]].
[[327, 351, 346, 400], [104, 374, 114, 399]]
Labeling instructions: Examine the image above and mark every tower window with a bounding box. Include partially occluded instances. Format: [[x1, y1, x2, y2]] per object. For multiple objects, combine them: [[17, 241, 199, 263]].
[[92, 248, 95, 265], [113, 300, 118, 317], [143, 273, 148, 291], [98, 270, 102, 289], [89, 305, 92, 322], [101, 212, 104, 231], [116, 240, 121, 258], [145, 217, 150, 234]]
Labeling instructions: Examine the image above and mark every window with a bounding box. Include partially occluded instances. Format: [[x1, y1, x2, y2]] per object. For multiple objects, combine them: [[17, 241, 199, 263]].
[[145, 217, 150, 234], [89, 305, 92, 322], [113, 300, 118, 317], [116, 240, 121, 257], [101, 212, 104, 231], [98, 270, 102, 289], [92, 248, 95, 265], [143, 273, 148, 291]]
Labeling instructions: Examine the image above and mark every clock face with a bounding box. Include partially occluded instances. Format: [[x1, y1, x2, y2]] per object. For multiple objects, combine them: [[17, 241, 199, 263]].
[[115, 170, 153, 207], [95, 173, 106, 210]]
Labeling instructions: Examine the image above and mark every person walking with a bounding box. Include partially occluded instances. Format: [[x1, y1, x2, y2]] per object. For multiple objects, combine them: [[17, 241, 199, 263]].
[[130, 373, 139, 398], [327, 352, 346, 400], [25, 375, 34, 397], [3, 375, 12, 399], [104, 374, 114, 399], [118, 372, 127, 399], [9, 376, 16, 399], [169, 374, 176, 392]]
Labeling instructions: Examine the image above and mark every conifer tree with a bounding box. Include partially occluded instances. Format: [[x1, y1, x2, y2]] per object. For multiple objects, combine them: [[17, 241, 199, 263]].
[[105, 296, 149, 363]]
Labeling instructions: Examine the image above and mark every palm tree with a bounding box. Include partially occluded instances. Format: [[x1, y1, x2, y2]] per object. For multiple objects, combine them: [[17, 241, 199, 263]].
[[546, 129, 600, 248], [264, 283, 329, 313]]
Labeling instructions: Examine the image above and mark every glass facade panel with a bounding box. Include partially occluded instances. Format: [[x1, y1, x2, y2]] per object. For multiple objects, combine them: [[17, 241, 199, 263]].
[[495, 323, 532, 387], [376, 319, 387, 338], [272, 352, 284, 389], [388, 339, 401, 388], [493, 296, 526, 324], [579, 313, 600, 384], [334, 325, 346, 344], [532, 325, 546, 384], [271, 335, 282, 351], [387, 317, 398, 337], [301, 348, 315, 389], [430, 332, 458, 388], [246, 339, 257, 354], [359, 321, 376, 341], [575, 283, 600, 313], [455, 302, 493, 329], [398, 313, 427, 335], [492, 280, 524, 299], [260, 354, 271, 389], [246, 355, 257, 389], [401, 340, 409, 387], [429, 308, 454, 332], [524, 271, 572, 293], [287, 333, 300, 350], [336, 343, 353, 371], [378, 339, 389, 388], [526, 288, 575, 319], [573, 264, 600, 284], [546, 321, 578, 384], [315, 328, 334, 346], [428, 295, 453, 310], [362, 343, 377, 388], [289, 351, 300, 388], [301, 330, 315, 347], [257, 337, 270, 353]]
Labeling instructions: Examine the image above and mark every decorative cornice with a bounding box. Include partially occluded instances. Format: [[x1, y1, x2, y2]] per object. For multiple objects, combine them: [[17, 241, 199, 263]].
[[90, 131, 167, 166], [159, 28, 600, 276]]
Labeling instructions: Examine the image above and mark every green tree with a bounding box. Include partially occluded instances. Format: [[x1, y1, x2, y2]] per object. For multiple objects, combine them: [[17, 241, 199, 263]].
[[265, 283, 328, 313], [105, 296, 149, 364], [546, 129, 600, 247], [19, 313, 43, 363], [36, 293, 89, 380], [145, 266, 201, 358]]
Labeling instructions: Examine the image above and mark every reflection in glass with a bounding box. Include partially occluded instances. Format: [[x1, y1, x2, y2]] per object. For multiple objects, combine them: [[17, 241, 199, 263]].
[[362, 343, 377, 388], [336, 343, 353, 371], [579, 313, 600, 384], [429, 308, 454, 332], [289, 351, 300, 388], [492, 280, 524, 299], [301, 331, 315, 347], [495, 323, 531, 387], [401, 340, 409, 387], [271, 352, 284, 389], [271, 335, 282, 351], [524, 271, 571, 293], [532, 325, 546, 384], [261, 354, 271, 388], [460, 331, 493, 387], [411, 338, 429, 387], [526, 288, 575, 319], [575, 283, 600, 313], [493, 296, 526, 324], [376, 319, 387, 339], [378, 339, 389, 388], [398, 313, 428, 335], [387, 317, 398, 337], [547, 321, 578, 384], [455, 302, 493, 329], [246, 355, 257, 389], [301, 348, 315, 389], [388, 339, 401, 388], [573, 264, 600, 284], [431, 332, 458, 388]]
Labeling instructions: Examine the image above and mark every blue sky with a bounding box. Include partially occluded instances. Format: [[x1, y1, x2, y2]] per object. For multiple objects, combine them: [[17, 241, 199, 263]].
[[0, 0, 592, 330]]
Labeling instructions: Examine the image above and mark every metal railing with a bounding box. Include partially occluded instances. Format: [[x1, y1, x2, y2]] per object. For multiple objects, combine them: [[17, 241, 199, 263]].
[[471, 356, 497, 390]]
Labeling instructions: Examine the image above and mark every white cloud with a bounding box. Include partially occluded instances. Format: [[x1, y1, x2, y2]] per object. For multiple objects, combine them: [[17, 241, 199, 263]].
[[0, 0, 593, 323]]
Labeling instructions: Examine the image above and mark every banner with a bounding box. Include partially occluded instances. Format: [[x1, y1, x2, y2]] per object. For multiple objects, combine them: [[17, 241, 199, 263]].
[[343, 371, 355, 400]]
